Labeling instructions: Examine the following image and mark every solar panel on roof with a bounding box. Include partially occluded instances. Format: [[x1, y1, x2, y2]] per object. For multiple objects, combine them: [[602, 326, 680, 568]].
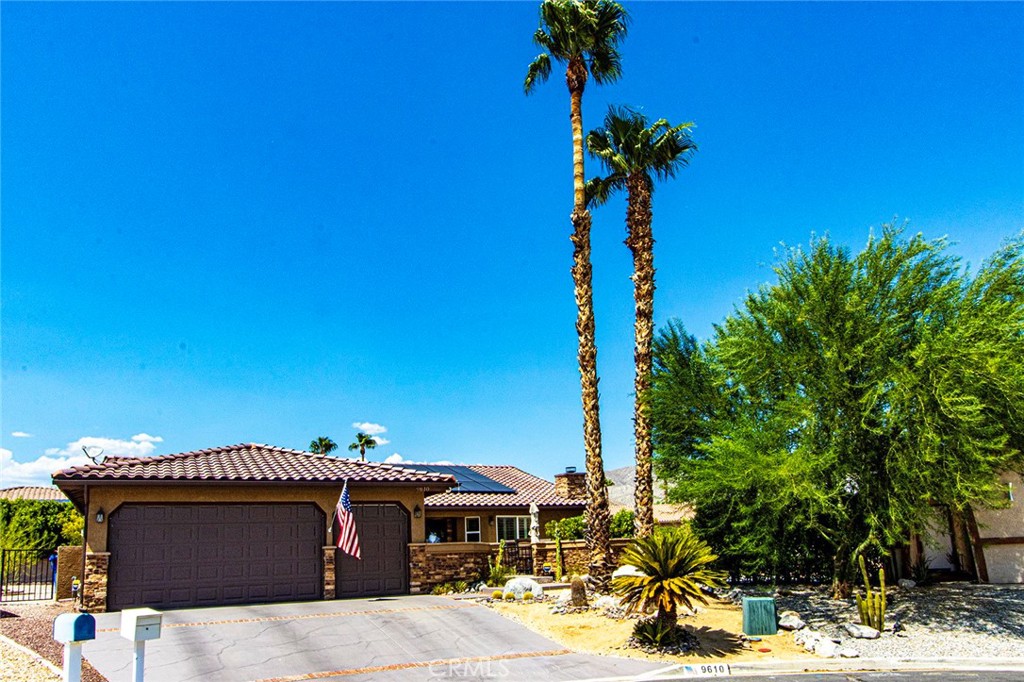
[[412, 464, 515, 494]]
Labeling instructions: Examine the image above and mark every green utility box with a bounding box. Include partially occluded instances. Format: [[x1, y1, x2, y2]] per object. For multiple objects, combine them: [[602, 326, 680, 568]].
[[742, 597, 778, 636]]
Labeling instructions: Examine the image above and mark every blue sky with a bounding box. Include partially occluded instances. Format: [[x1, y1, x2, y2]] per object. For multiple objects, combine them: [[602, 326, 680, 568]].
[[2, 2, 1022, 488]]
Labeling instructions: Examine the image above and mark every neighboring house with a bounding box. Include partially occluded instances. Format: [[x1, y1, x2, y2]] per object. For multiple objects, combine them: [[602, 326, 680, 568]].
[[51, 444, 590, 612], [420, 465, 586, 543], [52, 443, 455, 612], [0, 486, 69, 502], [917, 470, 1024, 584]]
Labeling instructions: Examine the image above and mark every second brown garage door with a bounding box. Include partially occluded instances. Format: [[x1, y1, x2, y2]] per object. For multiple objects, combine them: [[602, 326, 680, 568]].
[[336, 503, 409, 597], [107, 503, 324, 611]]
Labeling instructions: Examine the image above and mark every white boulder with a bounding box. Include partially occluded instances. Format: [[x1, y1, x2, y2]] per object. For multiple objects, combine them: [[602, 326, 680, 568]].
[[612, 564, 645, 578], [843, 622, 880, 639], [778, 612, 806, 631], [814, 639, 839, 658], [503, 577, 544, 599]]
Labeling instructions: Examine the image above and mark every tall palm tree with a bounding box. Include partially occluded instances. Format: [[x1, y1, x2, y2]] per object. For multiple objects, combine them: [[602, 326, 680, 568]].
[[309, 436, 338, 456], [524, 0, 629, 592], [348, 432, 378, 462], [586, 106, 696, 538]]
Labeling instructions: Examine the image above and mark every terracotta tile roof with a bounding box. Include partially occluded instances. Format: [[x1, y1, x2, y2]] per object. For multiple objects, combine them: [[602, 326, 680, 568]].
[[423, 465, 585, 509], [0, 486, 69, 501], [51, 443, 457, 486]]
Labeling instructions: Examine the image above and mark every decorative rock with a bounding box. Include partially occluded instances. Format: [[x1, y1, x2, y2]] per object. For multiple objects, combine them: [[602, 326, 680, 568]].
[[898, 579, 917, 588], [570, 576, 587, 607], [595, 595, 618, 610], [778, 613, 806, 631], [843, 622, 881, 639], [612, 565, 645, 578], [814, 638, 839, 657], [838, 647, 860, 658], [503, 577, 544, 599]]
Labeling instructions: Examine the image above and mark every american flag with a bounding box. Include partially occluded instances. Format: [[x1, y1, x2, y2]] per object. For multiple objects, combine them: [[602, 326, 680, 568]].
[[335, 480, 361, 559]]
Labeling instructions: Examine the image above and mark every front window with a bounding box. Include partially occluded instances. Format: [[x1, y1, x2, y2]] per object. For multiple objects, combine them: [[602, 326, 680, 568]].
[[496, 516, 531, 541], [465, 516, 481, 542]]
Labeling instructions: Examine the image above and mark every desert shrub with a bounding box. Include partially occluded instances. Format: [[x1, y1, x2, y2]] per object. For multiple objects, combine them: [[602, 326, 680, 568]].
[[613, 527, 726, 629], [632, 618, 679, 647], [452, 580, 468, 593], [504, 592, 516, 602], [491, 590, 504, 600], [610, 509, 635, 538], [523, 591, 534, 601], [432, 583, 453, 595], [545, 515, 585, 541]]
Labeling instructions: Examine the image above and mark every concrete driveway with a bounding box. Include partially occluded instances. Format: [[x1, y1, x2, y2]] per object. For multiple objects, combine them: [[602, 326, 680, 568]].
[[82, 595, 663, 681]]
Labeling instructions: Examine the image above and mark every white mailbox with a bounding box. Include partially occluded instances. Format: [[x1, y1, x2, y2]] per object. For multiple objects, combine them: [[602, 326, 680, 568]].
[[120, 608, 162, 642]]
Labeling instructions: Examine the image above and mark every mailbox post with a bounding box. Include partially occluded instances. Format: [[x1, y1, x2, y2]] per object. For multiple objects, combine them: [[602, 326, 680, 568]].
[[53, 613, 96, 682], [119, 608, 163, 682]]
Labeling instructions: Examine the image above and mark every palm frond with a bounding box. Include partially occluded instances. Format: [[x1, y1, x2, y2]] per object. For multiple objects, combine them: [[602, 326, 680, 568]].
[[585, 174, 625, 208], [524, 53, 552, 94]]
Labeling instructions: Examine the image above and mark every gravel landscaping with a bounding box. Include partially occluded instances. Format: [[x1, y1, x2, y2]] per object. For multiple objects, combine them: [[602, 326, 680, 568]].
[[765, 583, 1024, 659], [0, 602, 108, 682]]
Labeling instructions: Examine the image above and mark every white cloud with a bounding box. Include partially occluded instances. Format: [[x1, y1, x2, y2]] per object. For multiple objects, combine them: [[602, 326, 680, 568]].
[[130, 433, 163, 443], [11, 431, 33, 438], [1, 447, 91, 488], [384, 453, 454, 466], [372, 436, 390, 446], [352, 422, 387, 436], [45, 435, 164, 459]]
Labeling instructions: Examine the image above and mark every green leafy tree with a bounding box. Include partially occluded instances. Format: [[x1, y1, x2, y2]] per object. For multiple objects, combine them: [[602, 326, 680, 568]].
[[612, 527, 726, 630], [586, 106, 696, 538], [0, 500, 83, 550], [609, 508, 635, 538], [651, 225, 1024, 594], [347, 432, 378, 462], [545, 514, 586, 540], [309, 436, 338, 455], [524, 0, 629, 589]]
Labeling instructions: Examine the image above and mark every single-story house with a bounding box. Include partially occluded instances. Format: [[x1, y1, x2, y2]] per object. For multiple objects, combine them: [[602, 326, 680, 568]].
[[52, 444, 590, 612], [421, 464, 586, 544], [608, 501, 694, 527], [0, 486, 69, 501]]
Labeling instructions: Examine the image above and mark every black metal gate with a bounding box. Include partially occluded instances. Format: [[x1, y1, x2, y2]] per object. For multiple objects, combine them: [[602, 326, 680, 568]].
[[0, 548, 56, 602], [502, 541, 533, 575]]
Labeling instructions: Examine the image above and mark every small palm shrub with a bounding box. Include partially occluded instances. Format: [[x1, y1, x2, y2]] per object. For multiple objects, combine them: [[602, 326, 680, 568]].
[[632, 617, 679, 647], [492, 589, 504, 600], [452, 580, 469, 593], [612, 527, 727, 630]]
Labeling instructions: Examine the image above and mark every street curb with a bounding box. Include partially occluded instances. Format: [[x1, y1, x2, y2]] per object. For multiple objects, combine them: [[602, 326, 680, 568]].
[[725, 656, 1024, 675]]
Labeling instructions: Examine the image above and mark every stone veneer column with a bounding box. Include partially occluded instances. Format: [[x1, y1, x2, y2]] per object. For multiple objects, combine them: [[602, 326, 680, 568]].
[[82, 552, 110, 613], [322, 546, 336, 600], [408, 544, 427, 594], [553, 471, 587, 500]]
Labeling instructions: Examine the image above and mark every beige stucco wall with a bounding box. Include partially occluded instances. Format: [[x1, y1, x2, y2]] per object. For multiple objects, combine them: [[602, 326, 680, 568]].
[[974, 471, 1024, 584], [82, 483, 429, 553], [973, 471, 1022, 539]]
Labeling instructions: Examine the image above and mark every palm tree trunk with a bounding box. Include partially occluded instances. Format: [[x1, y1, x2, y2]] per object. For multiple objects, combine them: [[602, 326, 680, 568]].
[[566, 58, 611, 590], [626, 174, 656, 538]]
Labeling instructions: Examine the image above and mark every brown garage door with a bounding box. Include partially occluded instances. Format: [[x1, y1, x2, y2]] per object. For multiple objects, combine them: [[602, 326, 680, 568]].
[[336, 504, 409, 597], [107, 503, 323, 611]]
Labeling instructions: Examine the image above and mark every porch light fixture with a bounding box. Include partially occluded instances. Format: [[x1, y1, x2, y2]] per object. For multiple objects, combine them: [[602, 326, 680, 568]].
[[95, 508, 105, 524], [413, 504, 422, 518]]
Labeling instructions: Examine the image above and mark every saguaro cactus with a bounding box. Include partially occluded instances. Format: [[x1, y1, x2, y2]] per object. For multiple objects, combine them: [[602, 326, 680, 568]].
[[855, 555, 887, 631]]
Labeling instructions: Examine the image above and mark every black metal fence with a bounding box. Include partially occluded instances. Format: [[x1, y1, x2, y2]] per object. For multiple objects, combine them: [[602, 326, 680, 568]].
[[0, 548, 56, 602]]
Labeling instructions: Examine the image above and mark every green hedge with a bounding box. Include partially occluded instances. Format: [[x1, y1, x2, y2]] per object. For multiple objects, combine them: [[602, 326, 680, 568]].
[[0, 499, 83, 550]]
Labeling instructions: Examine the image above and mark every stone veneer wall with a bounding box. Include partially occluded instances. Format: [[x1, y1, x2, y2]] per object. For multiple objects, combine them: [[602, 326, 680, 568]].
[[531, 538, 632, 576], [322, 546, 336, 599], [56, 545, 84, 601], [409, 542, 498, 594], [82, 552, 109, 613]]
